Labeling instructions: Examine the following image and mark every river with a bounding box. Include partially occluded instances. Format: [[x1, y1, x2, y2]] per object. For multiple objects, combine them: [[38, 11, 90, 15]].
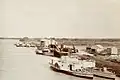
[[0, 39, 120, 80], [0, 39, 90, 80]]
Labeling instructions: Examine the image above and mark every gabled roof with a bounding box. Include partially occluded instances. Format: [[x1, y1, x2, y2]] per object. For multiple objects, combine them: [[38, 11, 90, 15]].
[[91, 45, 104, 49]]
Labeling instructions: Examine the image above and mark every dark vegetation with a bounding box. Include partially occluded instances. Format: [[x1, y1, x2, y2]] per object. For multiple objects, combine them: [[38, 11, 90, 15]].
[[1, 37, 120, 47]]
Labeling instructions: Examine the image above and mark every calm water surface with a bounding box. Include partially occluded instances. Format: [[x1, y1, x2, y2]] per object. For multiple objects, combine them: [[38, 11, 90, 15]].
[[0, 40, 90, 80]]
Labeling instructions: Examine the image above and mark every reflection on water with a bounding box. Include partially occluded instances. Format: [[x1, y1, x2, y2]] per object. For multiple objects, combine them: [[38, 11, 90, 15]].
[[0, 40, 90, 80]]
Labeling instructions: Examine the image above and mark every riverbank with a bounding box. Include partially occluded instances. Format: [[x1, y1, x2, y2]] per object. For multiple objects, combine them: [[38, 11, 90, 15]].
[[0, 39, 90, 80], [1, 39, 120, 80], [93, 55, 120, 77], [55, 38, 120, 47], [6, 37, 120, 47]]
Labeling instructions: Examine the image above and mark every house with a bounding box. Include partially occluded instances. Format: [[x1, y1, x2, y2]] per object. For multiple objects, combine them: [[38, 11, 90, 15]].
[[40, 38, 58, 47], [91, 45, 105, 53]]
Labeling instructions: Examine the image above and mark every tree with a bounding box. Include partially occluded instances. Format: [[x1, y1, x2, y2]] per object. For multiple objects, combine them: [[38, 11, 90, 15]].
[[19, 37, 29, 42]]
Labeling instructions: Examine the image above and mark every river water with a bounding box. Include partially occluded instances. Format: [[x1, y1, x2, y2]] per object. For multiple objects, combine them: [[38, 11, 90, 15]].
[[0, 39, 120, 80], [0, 40, 90, 80]]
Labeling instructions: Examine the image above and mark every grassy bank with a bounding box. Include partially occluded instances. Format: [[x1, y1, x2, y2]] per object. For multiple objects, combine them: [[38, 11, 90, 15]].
[[94, 55, 120, 76]]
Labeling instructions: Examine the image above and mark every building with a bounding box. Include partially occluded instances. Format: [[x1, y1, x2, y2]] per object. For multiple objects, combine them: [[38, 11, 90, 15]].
[[40, 38, 58, 47], [91, 45, 105, 53]]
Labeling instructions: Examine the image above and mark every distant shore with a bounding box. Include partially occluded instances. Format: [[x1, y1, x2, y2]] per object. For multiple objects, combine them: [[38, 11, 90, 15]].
[[1, 37, 120, 47], [0, 37, 20, 40], [55, 38, 120, 47]]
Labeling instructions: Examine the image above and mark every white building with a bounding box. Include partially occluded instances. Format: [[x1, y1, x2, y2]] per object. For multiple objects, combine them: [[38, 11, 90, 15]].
[[91, 45, 104, 53], [40, 38, 58, 47], [111, 47, 118, 55]]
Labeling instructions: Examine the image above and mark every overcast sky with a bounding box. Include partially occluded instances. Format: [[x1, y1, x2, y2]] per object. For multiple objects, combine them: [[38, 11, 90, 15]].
[[0, 0, 120, 38]]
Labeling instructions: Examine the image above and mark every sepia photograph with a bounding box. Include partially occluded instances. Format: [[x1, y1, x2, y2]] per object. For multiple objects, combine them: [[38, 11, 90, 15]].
[[0, 0, 120, 80]]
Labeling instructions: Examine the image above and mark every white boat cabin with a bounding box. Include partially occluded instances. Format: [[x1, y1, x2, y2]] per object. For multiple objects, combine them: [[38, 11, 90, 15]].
[[49, 55, 95, 72]]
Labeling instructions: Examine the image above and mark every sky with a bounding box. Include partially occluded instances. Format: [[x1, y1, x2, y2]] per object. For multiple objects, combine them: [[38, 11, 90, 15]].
[[0, 0, 120, 38]]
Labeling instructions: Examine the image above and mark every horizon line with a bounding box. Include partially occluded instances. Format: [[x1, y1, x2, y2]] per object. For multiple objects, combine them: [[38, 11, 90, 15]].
[[1, 36, 120, 39]]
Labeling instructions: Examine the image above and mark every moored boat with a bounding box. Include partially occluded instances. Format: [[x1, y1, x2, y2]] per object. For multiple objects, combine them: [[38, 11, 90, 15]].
[[14, 42, 25, 47], [93, 67, 115, 80], [49, 55, 95, 79]]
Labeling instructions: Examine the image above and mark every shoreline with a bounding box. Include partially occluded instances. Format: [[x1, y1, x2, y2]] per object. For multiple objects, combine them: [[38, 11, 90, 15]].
[[1, 37, 120, 47]]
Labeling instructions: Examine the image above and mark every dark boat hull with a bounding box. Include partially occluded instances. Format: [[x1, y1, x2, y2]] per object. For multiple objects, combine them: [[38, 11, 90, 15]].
[[36, 50, 55, 57], [50, 66, 93, 79], [93, 74, 115, 80], [15, 44, 23, 47]]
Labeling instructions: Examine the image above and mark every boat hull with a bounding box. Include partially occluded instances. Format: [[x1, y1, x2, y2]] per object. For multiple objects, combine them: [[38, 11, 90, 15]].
[[36, 50, 55, 57], [50, 65, 93, 79], [93, 74, 115, 80], [14, 44, 23, 47]]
